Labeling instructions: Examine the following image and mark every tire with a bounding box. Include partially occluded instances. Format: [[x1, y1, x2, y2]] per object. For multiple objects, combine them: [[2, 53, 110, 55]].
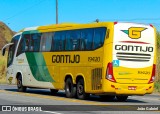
[[17, 75, 26, 92], [116, 96, 128, 102], [50, 89, 58, 95], [100, 95, 115, 101], [65, 78, 76, 98], [77, 78, 90, 100]]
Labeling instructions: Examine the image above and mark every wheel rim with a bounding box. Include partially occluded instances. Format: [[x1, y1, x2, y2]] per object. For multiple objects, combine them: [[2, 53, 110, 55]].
[[66, 82, 72, 93], [78, 84, 83, 95], [17, 79, 21, 88]]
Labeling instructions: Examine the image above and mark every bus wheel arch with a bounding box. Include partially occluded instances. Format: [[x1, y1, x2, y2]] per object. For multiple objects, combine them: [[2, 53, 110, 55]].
[[16, 72, 26, 92], [64, 75, 76, 98], [76, 75, 90, 100], [16, 72, 22, 80]]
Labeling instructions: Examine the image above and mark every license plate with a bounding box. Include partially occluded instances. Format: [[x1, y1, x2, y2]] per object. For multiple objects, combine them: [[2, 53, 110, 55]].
[[128, 86, 137, 90]]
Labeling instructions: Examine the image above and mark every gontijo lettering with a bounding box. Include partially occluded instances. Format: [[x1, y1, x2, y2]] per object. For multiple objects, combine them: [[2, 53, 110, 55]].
[[115, 45, 153, 52], [52, 55, 80, 63]]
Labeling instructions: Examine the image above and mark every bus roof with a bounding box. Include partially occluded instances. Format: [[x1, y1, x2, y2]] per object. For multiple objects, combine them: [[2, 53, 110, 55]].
[[18, 22, 154, 34], [18, 22, 113, 33]]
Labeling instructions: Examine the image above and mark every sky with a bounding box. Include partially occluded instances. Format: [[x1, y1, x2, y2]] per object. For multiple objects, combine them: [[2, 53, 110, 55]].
[[0, 0, 160, 32]]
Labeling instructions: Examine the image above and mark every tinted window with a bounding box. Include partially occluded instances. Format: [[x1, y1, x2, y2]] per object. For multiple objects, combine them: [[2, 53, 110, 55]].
[[17, 33, 42, 55], [8, 35, 20, 67], [24, 34, 30, 51], [81, 28, 94, 50], [40, 32, 53, 52], [52, 32, 61, 51], [30, 33, 41, 52], [17, 37, 24, 56], [17, 34, 30, 56], [16, 27, 106, 53], [72, 30, 81, 50], [60, 31, 66, 51], [65, 31, 72, 51], [51, 27, 106, 51], [93, 27, 106, 49]]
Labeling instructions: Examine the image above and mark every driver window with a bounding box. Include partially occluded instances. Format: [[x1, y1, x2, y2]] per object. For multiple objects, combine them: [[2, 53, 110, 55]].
[[7, 35, 20, 67]]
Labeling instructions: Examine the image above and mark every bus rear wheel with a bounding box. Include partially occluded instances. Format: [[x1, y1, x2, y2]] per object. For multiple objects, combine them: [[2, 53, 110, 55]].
[[116, 96, 128, 102], [77, 79, 89, 100], [65, 78, 76, 98], [17, 75, 26, 92]]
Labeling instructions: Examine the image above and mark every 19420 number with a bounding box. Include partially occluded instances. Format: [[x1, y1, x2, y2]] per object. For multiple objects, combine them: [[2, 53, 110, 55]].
[[88, 57, 100, 62]]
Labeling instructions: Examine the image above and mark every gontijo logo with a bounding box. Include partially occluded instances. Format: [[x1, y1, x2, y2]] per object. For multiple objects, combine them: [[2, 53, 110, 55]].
[[121, 27, 147, 39]]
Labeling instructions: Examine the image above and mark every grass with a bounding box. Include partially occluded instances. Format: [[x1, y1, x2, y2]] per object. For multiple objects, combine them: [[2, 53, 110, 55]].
[[154, 81, 160, 93], [0, 50, 7, 84], [154, 32, 160, 93]]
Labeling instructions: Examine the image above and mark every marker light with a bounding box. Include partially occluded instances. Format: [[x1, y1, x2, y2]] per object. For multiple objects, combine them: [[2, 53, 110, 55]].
[[106, 62, 116, 82], [148, 64, 156, 84]]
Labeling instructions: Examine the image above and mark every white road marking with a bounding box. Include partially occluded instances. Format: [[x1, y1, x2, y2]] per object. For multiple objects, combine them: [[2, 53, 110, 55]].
[[130, 96, 159, 101], [43, 111, 63, 114]]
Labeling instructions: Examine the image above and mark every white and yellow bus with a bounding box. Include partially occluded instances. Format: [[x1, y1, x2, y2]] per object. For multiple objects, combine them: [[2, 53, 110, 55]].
[[2, 22, 156, 101]]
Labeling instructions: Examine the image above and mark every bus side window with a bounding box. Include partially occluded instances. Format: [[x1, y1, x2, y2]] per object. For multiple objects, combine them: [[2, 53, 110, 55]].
[[23, 34, 31, 52], [17, 36, 25, 56], [60, 32, 66, 51], [40, 33, 46, 51], [81, 28, 94, 50], [25, 39, 29, 51], [80, 38, 86, 50], [65, 31, 72, 51], [72, 30, 81, 50], [52, 32, 61, 51], [29, 36, 34, 51], [80, 30, 87, 50], [40, 32, 53, 52], [93, 27, 106, 49], [30, 33, 41, 52], [8, 35, 20, 66]]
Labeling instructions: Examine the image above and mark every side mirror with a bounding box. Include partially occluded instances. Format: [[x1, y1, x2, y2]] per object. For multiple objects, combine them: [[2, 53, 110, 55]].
[[1, 43, 14, 56], [2, 48, 6, 56]]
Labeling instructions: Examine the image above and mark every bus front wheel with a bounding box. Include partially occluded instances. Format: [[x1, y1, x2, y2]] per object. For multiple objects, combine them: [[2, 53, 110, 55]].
[[116, 96, 128, 102], [17, 75, 26, 92], [65, 78, 76, 98], [77, 79, 89, 100]]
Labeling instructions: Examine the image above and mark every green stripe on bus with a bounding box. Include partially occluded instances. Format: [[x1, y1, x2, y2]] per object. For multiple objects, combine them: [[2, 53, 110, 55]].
[[25, 52, 54, 82]]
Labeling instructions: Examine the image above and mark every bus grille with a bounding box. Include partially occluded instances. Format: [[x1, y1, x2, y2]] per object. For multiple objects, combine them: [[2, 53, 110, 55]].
[[91, 68, 102, 90], [116, 52, 151, 62]]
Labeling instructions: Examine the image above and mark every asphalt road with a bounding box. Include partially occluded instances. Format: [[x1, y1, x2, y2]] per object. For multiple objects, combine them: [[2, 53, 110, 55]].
[[0, 84, 160, 114]]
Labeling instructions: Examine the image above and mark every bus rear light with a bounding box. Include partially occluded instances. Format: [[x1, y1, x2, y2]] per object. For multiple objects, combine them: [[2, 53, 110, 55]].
[[106, 62, 116, 82], [150, 24, 153, 28], [148, 64, 156, 84], [114, 22, 118, 25]]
